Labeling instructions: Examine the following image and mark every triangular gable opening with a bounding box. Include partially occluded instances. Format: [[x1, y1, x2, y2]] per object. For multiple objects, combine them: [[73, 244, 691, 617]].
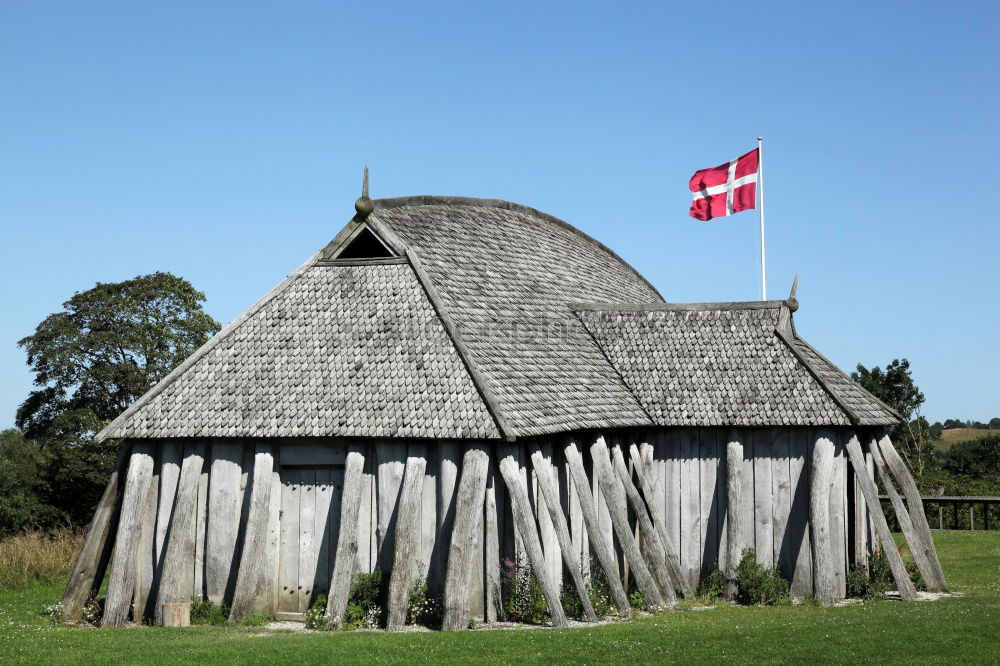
[[333, 226, 395, 259]]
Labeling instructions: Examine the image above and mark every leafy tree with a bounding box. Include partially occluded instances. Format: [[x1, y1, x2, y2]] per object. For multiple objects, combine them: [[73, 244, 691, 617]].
[[17, 272, 220, 442], [852, 359, 934, 477], [0, 429, 60, 535], [15, 272, 219, 526], [943, 434, 1000, 480], [990, 418, 1000, 431], [943, 419, 966, 430]]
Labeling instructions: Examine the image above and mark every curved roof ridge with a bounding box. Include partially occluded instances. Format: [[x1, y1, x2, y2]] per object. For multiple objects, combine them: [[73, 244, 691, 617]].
[[373, 195, 665, 303]]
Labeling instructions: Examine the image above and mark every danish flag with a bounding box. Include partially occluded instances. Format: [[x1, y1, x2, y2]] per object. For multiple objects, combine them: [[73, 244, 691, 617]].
[[688, 148, 759, 221]]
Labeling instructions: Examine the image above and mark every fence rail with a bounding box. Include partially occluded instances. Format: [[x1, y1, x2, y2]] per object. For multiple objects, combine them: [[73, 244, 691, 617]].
[[879, 495, 1000, 531]]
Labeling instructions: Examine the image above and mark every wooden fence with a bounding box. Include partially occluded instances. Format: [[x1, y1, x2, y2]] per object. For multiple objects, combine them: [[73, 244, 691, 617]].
[[880, 495, 1000, 531]]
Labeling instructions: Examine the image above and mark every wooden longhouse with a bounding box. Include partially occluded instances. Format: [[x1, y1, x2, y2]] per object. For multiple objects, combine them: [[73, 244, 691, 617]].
[[62, 186, 947, 628]]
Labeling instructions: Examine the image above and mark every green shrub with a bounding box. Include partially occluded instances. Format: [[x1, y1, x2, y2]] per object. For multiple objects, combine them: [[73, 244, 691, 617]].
[[561, 562, 617, 620], [500, 557, 549, 624], [907, 563, 927, 592], [586, 566, 617, 618], [733, 548, 789, 605], [245, 611, 270, 627], [188, 597, 271, 627], [846, 565, 886, 600], [697, 569, 726, 602], [304, 595, 326, 630], [339, 570, 386, 629], [628, 588, 646, 609], [189, 599, 229, 625], [408, 580, 442, 627]]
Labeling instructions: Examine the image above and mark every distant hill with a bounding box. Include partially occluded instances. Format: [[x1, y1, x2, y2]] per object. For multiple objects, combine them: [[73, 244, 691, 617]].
[[937, 428, 996, 451]]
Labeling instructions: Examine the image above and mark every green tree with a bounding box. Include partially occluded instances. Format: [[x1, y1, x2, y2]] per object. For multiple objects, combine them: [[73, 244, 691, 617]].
[[0, 428, 60, 535], [852, 359, 935, 477], [16, 272, 220, 525]]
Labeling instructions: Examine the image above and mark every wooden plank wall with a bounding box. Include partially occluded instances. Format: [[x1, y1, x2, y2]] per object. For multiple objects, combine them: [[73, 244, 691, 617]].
[[117, 427, 862, 623], [644, 427, 859, 599]]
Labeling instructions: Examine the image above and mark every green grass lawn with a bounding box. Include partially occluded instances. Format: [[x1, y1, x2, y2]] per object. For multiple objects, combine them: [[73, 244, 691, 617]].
[[1, 531, 997, 665]]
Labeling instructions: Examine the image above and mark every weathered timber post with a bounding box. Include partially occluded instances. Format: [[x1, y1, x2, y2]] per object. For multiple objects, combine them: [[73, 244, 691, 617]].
[[590, 436, 664, 608], [563, 439, 630, 615], [155, 442, 206, 625], [810, 431, 836, 606], [529, 444, 598, 621], [496, 448, 568, 628], [324, 444, 366, 629], [610, 442, 677, 606], [386, 447, 428, 631], [205, 442, 243, 604], [844, 434, 918, 600], [442, 446, 491, 631], [102, 441, 155, 626], [876, 434, 947, 589], [229, 444, 276, 622], [867, 436, 941, 592], [725, 432, 746, 601], [60, 442, 130, 623], [628, 442, 689, 597], [484, 464, 501, 623]]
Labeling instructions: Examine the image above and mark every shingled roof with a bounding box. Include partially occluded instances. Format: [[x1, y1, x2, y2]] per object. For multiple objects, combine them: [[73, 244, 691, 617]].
[[573, 302, 900, 427], [100, 259, 500, 441], [97, 195, 898, 442]]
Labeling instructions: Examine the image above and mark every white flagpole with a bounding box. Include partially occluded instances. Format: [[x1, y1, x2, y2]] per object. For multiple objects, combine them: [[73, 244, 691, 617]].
[[757, 136, 767, 300]]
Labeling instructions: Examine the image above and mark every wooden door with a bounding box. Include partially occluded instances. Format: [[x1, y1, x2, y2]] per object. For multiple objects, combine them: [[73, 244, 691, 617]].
[[278, 466, 343, 614]]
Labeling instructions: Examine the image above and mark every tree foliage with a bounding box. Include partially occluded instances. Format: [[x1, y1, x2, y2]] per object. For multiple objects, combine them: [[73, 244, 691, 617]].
[[17, 272, 220, 443], [0, 429, 61, 534], [8, 272, 220, 532], [852, 358, 935, 476]]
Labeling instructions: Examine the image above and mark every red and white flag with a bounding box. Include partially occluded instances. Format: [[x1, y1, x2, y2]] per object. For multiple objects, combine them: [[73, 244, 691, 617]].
[[688, 148, 759, 221]]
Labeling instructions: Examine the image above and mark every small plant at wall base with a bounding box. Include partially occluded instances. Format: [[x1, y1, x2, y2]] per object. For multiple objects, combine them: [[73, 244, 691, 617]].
[[697, 569, 726, 602], [408, 580, 443, 627], [867, 546, 927, 594], [733, 549, 790, 606], [500, 557, 549, 624], [190, 599, 230, 626], [304, 595, 327, 630], [340, 570, 386, 629]]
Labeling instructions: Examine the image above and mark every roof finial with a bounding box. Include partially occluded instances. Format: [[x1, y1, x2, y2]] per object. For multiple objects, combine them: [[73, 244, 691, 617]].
[[354, 164, 373, 218], [786, 274, 799, 312]]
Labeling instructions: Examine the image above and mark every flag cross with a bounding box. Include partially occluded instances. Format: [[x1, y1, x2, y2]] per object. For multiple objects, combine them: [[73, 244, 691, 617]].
[[690, 159, 758, 216]]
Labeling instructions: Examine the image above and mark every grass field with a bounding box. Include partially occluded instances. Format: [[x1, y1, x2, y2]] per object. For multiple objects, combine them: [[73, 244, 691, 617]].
[[937, 428, 995, 452], [1, 531, 997, 665]]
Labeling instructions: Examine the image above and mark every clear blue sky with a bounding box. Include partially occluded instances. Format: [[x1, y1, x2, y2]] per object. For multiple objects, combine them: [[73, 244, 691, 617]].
[[1, 1, 997, 428]]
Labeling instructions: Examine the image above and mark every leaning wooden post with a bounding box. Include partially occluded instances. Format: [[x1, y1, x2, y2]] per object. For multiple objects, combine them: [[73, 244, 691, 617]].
[[725, 431, 746, 601], [590, 436, 664, 608], [868, 436, 941, 592], [442, 446, 491, 631], [324, 444, 366, 629], [229, 443, 276, 622], [483, 464, 501, 624], [496, 447, 569, 628], [563, 439, 631, 615], [529, 444, 598, 621], [102, 441, 155, 626], [810, 431, 836, 606], [844, 433, 918, 600], [155, 442, 206, 625], [60, 442, 130, 623], [610, 442, 677, 606], [386, 448, 428, 631], [876, 434, 947, 589], [628, 442, 689, 597]]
